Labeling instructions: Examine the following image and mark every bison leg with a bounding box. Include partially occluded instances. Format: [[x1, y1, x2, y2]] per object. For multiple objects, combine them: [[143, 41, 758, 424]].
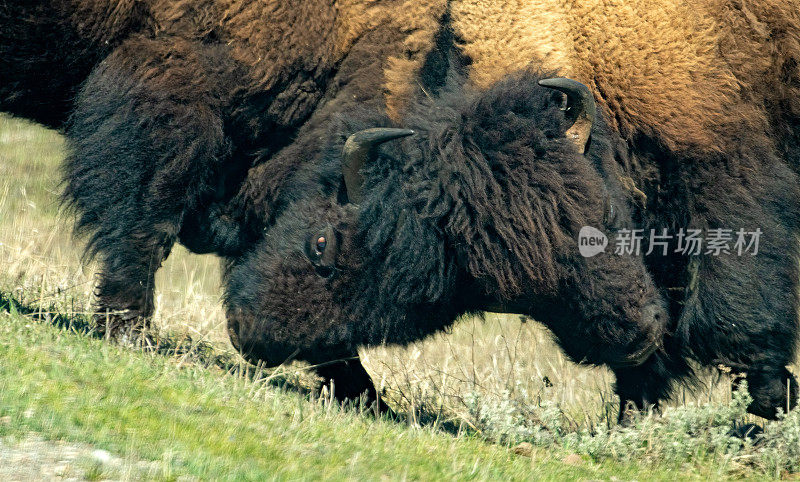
[[93, 230, 175, 337], [613, 346, 691, 423], [315, 357, 391, 413], [680, 186, 800, 419], [741, 366, 798, 419], [634, 146, 800, 420], [64, 37, 230, 336]]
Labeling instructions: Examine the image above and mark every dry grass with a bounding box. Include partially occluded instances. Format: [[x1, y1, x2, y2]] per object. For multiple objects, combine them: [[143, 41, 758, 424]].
[[0, 112, 794, 434]]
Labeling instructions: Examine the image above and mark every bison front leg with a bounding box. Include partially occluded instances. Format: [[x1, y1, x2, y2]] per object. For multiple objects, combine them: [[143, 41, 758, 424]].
[[64, 37, 231, 336], [92, 229, 175, 337], [679, 234, 800, 419], [612, 347, 691, 423], [620, 146, 800, 421], [315, 357, 391, 414], [682, 159, 800, 419]]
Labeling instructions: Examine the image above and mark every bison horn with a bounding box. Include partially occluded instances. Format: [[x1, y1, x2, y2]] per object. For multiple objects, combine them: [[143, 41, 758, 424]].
[[342, 128, 414, 204], [538, 78, 596, 154]]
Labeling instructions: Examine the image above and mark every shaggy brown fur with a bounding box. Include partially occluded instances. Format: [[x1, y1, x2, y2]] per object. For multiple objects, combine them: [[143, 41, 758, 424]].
[[439, 0, 800, 420], [227, 0, 800, 243], [0, 0, 446, 129], [450, 0, 800, 155]]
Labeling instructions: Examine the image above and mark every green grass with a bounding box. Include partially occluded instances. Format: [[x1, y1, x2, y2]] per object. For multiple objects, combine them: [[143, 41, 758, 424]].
[[0, 309, 712, 480]]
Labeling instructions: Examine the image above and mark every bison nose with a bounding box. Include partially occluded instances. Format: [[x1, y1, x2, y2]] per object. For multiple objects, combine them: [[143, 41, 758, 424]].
[[227, 310, 299, 367], [618, 302, 668, 367]]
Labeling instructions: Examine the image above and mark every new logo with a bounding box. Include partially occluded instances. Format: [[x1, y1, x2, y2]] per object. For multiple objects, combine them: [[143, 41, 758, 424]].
[[578, 226, 608, 257]]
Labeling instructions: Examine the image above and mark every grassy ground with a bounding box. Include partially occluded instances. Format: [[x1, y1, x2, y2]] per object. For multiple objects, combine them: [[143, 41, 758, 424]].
[[2, 113, 800, 479], [2, 307, 728, 481]]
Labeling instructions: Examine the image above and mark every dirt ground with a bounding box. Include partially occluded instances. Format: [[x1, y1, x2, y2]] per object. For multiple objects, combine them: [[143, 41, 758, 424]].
[[0, 434, 184, 481]]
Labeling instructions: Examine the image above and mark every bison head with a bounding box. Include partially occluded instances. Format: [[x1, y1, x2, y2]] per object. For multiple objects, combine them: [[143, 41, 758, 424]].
[[224, 71, 667, 370]]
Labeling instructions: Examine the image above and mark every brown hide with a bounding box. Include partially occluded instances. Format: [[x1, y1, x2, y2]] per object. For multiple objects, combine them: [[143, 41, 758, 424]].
[[450, 0, 800, 155]]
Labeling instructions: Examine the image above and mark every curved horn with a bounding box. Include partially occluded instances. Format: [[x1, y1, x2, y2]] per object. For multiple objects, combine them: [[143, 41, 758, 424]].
[[538, 78, 596, 154], [342, 128, 414, 204]]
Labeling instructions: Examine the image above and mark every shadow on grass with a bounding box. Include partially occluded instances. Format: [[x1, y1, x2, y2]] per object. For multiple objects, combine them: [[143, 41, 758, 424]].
[[0, 290, 309, 395], [0, 290, 94, 334], [0, 290, 467, 433]]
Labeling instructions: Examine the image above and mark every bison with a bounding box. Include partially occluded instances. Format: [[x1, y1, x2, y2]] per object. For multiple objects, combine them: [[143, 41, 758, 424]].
[[2, 0, 799, 421]]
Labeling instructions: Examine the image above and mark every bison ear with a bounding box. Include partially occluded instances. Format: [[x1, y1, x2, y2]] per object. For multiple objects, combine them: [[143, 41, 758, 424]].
[[538, 78, 596, 154], [341, 128, 414, 204]]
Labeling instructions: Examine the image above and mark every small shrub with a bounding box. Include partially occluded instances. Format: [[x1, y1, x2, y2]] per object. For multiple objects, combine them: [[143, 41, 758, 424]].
[[456, 381, 800, 477]]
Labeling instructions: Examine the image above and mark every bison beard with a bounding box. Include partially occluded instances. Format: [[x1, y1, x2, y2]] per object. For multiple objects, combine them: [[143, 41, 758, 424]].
[[2, 0, 800, 421]]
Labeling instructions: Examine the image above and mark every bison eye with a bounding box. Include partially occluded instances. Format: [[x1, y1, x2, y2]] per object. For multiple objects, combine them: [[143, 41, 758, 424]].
[[307, 227, 338, 274], [315, 235, 327, 255]]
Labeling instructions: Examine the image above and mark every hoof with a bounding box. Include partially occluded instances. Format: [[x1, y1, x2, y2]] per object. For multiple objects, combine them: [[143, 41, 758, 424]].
[[618, 399, 659, 425], [93, 310, 153, 346]]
